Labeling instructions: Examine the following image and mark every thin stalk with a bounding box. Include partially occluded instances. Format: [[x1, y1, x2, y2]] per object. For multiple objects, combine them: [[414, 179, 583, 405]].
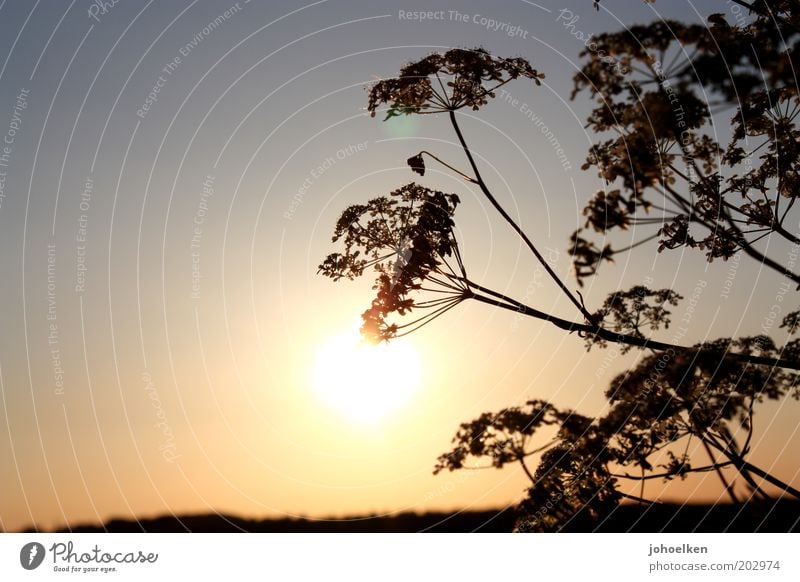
[[701, 439, 740, 504], [448, 109, 596, 324], [519, 456, 536, 484], [466, 289, 800, 370], [417, 150, 478, 184], [725, 453, 800, 500], [611, 461, 734, 481]]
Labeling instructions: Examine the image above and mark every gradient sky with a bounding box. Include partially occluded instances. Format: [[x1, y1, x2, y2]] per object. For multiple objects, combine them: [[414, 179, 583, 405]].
[[0, 0, 797, 532]]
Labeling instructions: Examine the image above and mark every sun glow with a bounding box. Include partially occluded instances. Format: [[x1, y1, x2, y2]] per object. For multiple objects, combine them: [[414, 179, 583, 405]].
[[312, 326, 421, 423]]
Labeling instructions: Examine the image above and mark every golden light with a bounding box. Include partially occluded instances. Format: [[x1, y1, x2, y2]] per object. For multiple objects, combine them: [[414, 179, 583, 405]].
[[312, 325, 421, 423]]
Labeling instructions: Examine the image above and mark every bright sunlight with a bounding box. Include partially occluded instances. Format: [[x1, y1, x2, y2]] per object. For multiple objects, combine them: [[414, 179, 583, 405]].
[[312, 325, 421, 423]]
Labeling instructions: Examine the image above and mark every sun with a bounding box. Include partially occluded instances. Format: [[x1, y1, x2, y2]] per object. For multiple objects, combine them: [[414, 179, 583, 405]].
[[312, 326, 421, 423]]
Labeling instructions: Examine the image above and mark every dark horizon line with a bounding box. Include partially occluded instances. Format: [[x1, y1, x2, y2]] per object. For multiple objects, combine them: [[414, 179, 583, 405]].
[[10, 498, 799, 534]]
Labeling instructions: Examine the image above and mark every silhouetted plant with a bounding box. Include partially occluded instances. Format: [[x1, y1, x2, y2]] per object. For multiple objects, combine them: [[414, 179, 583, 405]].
[[319, 3, 800, 531], [319, 183, 466, 341], [434, 335, 800, 531], [571, 0, 800, 285]]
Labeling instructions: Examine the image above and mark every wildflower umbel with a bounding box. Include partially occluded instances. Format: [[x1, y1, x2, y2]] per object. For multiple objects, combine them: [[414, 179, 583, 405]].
[[367, 47, 544, 119], [318, 183, 467, 343]]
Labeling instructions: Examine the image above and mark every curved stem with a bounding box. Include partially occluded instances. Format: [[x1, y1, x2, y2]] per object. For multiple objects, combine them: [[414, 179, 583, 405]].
[[734, 228, 800, 286], [611, 461, 734, 481], [518, 456, 536, 484], [448, 110, 596, 324], [704, 434, 769, 501], [705, 435, 800, 500], [612, 232, 661, 255], [729, 457, 800, 500], [773, 223, 800, 246], [701, 439, 739, 504], [466, 288, 800, 370], [715, 205, 800, 286], [418, 151, 478, 184]]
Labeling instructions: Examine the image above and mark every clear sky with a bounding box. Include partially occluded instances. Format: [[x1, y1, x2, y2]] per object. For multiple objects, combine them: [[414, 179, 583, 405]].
[[0, 0, 797, 532]]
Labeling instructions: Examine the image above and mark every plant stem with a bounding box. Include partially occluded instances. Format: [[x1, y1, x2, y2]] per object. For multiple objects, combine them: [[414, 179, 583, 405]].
[[466, 289, 800, 371], [701, 439, 739, 504], [519, 456, 536, 484], [704, 435, 800, 500], [726, 454, 800, 500], [418, 151, 478, 184], [448, 110, 596, 324]]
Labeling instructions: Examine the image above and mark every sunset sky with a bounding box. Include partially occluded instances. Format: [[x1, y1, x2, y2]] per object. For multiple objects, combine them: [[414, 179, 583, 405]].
[[1, 0, 798, 532]]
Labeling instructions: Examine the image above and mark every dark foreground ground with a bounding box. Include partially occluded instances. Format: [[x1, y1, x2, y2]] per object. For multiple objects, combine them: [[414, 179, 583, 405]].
[[48, 499, 799, 533]]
